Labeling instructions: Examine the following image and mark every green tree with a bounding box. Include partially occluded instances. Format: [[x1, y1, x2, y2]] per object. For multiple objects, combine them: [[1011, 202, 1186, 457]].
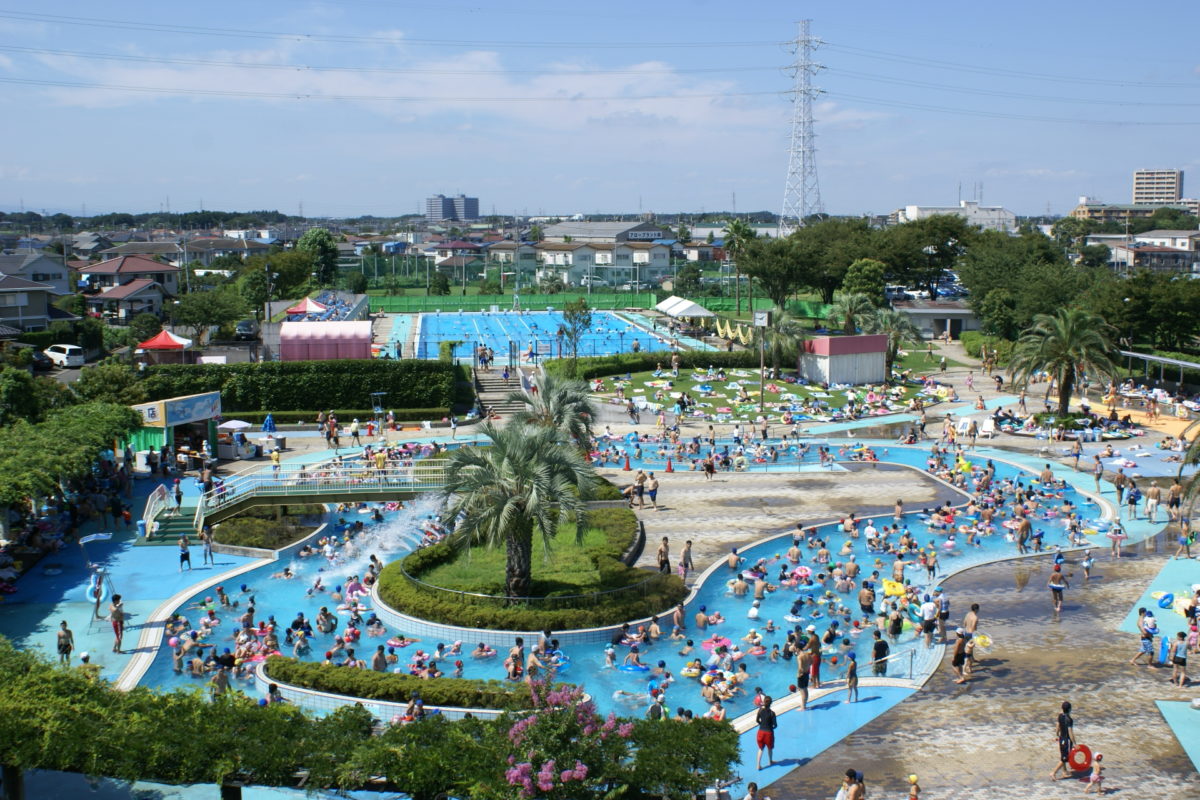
[[238, 267, 271, 314], [559, 299, 593, 376], [1077, 243, 1112, 269], [738, 236, 802, 310], [438, 423, 595, 598], [752, 311, 806, 373], [1009, 307, 1119, 415], [72, 363, 148, 405], [537, 274, 563, 295], [676, 224, 691, 244], [842, 257, 888, 306], [507, 371, 596, 445], [674, 262, 702, 295], [825, 292, 875, 335], [862, 307, 923, 379], [54, 293, 86, 317], [479, 278, 503, 295], [171, 288, 247, 341], [129, 312, 162, 343], [297, 227, 340, 285], [722, 219, 757, 313], [344, 271, 368, 294], [1050, 216, 1094, 249], [975, 288, 1020, 340], [429, 272, 451, 296], [528, 224, 543, 242], [883, 214, 975, 299], [0, 367, 40, 425]]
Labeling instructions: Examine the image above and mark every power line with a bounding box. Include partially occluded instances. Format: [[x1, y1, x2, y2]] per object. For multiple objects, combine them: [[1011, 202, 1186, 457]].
[[0, 43, 783, 76], [0, 10, 784, 48], [823, 41, 1200, 89], [823, 90, 1200, 126], [831, 67, 1200, 107], [0, 75, 782, 102]]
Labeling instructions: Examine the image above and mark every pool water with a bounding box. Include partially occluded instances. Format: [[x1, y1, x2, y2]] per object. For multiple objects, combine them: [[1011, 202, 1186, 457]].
[[414, 310, 677, 361], [139, 442, 1101, 724]]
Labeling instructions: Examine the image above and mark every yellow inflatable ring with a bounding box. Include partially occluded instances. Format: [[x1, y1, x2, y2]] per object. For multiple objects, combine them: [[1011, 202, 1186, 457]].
[[882, 579, 906, 597], [974, 633, 992, 648]]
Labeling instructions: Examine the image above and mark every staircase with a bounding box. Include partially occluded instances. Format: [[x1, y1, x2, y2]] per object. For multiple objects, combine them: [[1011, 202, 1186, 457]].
[[137, 507, 199, 545], [473, 368, 527, 418]]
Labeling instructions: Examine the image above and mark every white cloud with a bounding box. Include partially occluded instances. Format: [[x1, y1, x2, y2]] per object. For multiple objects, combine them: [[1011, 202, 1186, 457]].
[[814, 100, 888, 128]]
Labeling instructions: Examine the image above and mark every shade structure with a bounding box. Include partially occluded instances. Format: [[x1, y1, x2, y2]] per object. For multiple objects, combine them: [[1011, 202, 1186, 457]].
[[654, 295, 715, 318], [138, 329, 192, 350], [217, 419, 252, 431], [279, 320, 372, 361], [286, 297, 328, 315]]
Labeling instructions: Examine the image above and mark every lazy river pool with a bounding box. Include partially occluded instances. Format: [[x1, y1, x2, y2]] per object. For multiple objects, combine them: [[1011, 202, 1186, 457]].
[[138, 441, 1106, 723]]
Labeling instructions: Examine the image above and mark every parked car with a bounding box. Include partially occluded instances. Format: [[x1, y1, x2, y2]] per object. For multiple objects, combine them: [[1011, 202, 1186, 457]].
[[579, 276, 609, 287], [43, 343, 85, 368], [234, 320, 260, 341], [29, 350, 54, 371], [618, 281, 652, 291]]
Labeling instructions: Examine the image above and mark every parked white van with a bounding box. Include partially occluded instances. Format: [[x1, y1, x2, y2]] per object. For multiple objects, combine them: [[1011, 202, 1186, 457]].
[[43, 343, 85, 368]]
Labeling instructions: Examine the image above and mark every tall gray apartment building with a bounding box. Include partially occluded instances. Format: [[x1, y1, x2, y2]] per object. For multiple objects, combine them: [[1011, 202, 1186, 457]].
[[425, 194, 480, 223]]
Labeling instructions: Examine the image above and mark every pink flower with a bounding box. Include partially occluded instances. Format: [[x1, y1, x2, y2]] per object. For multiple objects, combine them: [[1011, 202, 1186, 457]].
[[618, 722, 635, 738]]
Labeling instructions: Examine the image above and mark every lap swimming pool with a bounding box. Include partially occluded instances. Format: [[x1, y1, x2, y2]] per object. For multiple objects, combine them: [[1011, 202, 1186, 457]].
[[413, 310, 708, 361]]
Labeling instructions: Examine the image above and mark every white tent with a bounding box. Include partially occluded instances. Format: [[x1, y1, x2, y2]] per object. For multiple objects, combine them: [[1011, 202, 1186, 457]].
[[654, 295, 715, 318], [217, 420, 252, 431]]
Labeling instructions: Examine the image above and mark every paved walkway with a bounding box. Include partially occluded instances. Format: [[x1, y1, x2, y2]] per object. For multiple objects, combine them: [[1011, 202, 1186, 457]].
[[765, 529, 1200, 800], [601, 464, 955, 574]]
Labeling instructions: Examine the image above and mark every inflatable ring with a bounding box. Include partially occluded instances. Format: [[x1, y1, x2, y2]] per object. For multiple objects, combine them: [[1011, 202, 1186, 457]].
[[701, 637, 733, 651], [882, 579, 906, 597], [973, 633, 992, 649], [1083, 528, 1098, 536], [84, 574, 106, 604], [619, 663, 650, 672], [1158, 593, 1175, 609], [681, 667, 701, 678], [1068, 744, 1093, 771], [793, 566, 812, 579]]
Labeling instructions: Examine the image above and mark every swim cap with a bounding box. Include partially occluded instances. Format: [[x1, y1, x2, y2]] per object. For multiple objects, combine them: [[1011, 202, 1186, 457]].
[[658, 660, 666, 667], [908, 775, 918, 784]]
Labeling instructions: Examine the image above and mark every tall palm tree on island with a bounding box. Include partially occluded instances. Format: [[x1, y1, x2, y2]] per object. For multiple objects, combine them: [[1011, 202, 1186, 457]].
[[723, 219, 756, 314], [1008, 307, 1119, 416], [1178, 420, 1200, 519], [825, 292, 875, 335], [862, 308, 924, 381], [507, 371, 596, 445], [439, 422, 596, 599]]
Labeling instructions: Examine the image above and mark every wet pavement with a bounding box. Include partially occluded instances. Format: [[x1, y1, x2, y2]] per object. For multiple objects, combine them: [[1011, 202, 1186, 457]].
[[765, 529, 1200, 799]]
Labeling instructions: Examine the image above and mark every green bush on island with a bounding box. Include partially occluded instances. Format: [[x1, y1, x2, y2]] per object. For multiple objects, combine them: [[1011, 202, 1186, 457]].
[[959, 331, 1015, 366], [377, 507, 686, 630], [544, 349, 760, 381], [264, 656, 533, 709], [213, 504, 326, 550]]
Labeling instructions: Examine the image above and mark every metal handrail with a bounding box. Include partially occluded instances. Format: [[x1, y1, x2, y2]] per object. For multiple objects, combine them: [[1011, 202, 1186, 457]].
[[197, 463, 450, 513], [866, 648, 917, 681]]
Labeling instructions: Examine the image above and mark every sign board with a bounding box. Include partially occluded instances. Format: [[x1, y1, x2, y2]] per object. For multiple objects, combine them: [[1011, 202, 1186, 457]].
[[131, 392, 221, 428]]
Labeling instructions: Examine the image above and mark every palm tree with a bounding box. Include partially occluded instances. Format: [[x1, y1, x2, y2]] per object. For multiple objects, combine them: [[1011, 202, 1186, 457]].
[[1178, 419, 1200, 518], [723, 219, 756, 314], [507, 371, 596, 445], [1008, 307, 1119, 416], [825, 292, 875, 335], [439, 422, 596, 599], [862, 308, 923, 381], [753, 311, 806, 373]]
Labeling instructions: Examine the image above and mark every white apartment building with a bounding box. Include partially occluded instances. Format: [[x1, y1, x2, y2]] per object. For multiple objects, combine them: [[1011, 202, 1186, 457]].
[[893, 200, 1017, 233], [1132, 169, 1183, 205]]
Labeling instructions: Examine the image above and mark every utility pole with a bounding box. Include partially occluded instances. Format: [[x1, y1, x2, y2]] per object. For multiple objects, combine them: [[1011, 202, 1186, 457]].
[[778, 20, 824, 237]]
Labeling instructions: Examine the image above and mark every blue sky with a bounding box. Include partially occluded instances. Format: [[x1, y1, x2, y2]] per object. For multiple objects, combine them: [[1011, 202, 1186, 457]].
[[1, 1, 1198, 218]]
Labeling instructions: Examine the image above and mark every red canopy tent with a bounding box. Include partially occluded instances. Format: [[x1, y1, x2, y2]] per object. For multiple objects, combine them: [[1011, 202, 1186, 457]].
[[137, 329, 193, 364], [138, 330, 193, 350], [286, 297, 327, 315]]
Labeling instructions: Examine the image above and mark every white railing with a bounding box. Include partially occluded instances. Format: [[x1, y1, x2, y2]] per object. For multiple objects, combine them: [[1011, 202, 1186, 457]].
[[198, 462, 450, 514], [143, 484, 168, 535]]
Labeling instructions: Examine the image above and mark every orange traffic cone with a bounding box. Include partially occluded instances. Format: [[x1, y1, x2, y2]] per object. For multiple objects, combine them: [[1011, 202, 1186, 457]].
[[665, 457, 674, 473], [623, 456, 631, 471]]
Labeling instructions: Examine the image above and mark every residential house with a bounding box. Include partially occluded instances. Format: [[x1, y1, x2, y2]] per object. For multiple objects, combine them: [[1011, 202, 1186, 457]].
[[75, 255, 182, 296], [84, 278, 170, 321], [0, 254, 71, 294], [71, 232, 114, 258], [681, 240, 725, 263], [184, 238, 270, 266], [0, 274, 68, 332], [97, 242, 185, 264], [435, 255, 486, 283], [586, 242, 671, 285], [433, 241, 483, 260], [1111, 244, 1200, 276], [1132, 229, 1200, 251], [1069, 198, 1193, 224]]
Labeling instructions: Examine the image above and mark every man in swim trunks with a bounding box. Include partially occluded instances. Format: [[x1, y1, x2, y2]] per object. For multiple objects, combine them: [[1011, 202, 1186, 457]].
[[919, 594, 938, 648], [795, 646, 812, 710], [1050, 700, 1075, 781], [1168, 480, 1183, 522], [754, 695, 777, 769]]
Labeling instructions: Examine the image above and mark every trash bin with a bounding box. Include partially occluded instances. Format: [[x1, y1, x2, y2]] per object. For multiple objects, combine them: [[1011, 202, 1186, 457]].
[[137, 519, 147, 539], [255, 445, 263, 458]]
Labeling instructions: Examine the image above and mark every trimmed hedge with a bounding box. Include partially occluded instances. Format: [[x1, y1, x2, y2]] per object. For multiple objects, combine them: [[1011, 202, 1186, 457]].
[[960, 331, 1015, 366], [377, 507, 687, 630], [227, 409, 455, 425], [213, 503, 326, 550], [544, 349, 760, 381], [264, 656, 533, 709], [142, 360, 458, 412]]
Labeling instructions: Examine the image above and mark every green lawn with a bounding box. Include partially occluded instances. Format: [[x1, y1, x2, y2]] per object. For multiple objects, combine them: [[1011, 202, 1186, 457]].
[[592, 364, 941, 423], [419, 525, 612, 595], [896, 348, 966, 372]]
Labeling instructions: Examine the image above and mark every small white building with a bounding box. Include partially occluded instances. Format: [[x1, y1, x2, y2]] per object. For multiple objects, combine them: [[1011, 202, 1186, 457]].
[[894, 201, 1017, 233], [892, 298, 980, 340], [1132, 229, 1200, 251], [798, 335, 888, 385]]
